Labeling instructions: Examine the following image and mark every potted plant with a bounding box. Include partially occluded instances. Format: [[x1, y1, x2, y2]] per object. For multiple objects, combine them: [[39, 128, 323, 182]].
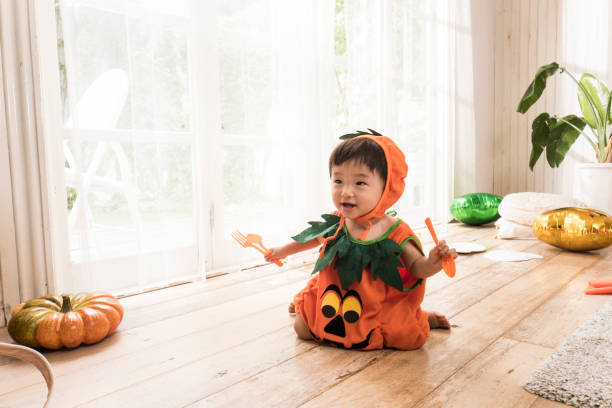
[[517, 62, 612, 214]]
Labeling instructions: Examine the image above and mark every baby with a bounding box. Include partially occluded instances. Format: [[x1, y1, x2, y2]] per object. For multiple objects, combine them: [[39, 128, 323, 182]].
[[266, 132, 457, 350]]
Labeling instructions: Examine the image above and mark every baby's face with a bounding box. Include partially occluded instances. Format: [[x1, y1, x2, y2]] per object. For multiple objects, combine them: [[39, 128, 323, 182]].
[[331, 160, 385, 221]]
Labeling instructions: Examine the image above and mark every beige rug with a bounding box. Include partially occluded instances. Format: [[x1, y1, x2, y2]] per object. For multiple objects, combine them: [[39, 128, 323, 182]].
[[523, 299, 612, 408]]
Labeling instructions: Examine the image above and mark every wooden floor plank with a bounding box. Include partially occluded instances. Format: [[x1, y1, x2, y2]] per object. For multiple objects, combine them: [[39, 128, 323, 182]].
[[423, 240, 559, 318], [77, 326, 318, 408], [1, 223, 610, 408], [425, 234, 544, 294], [0, 307, 309, 408], [188, 347, 387, 408], [300, 250, 600, 407], [0, 267, 309, 367], [505, 257, 612, 348], [118, 267, 310, 331], [0, 304, 296, 407], [0, 281, 306, 395], [411, 338, 552, 408]]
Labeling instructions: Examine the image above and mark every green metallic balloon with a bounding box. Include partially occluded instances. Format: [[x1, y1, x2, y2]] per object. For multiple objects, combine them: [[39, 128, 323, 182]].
[[450, 193, 503, 226]]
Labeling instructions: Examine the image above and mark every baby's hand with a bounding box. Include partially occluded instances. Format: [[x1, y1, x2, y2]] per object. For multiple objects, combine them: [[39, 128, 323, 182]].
[[265, 247, 283, 262], [427, 240, 458, 271]]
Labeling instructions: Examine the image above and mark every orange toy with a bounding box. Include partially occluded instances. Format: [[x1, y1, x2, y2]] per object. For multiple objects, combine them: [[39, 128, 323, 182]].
[[584, 279, 612, 295], [425, 217, 456, 278]]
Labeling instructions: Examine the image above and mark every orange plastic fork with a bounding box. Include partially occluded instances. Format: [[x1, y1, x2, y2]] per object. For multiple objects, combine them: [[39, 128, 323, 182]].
[[246, 233, 285, 267], [424, 218, 456, 278], [231, 230, 284, 267]]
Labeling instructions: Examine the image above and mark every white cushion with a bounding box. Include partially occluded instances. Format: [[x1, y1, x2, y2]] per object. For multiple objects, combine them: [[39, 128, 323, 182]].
[[498, 192, 586, 226], [495, 217, 535, 239]]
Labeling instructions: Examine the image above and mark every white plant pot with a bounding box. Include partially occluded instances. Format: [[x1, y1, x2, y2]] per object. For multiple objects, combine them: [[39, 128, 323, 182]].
[[574, 163, 612, 215]]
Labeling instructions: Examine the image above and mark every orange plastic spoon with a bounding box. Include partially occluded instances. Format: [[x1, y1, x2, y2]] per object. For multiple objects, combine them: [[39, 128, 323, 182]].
[[425, 217, 456, 278]]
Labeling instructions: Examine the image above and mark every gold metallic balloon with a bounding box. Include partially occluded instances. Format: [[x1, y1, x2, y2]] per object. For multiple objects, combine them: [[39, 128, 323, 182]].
[[532, 207, 612, 251]]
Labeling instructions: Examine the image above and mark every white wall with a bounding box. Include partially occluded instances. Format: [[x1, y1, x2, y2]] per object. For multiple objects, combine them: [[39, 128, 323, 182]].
[[493, 0, 611, 197], [453, 0, 496, 197]]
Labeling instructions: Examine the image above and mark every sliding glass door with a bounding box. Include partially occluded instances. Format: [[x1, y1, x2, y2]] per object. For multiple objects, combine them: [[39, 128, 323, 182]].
[[45, 0, 334, 294], [55, 0, 200, 292], [33, 0, 454, 296]]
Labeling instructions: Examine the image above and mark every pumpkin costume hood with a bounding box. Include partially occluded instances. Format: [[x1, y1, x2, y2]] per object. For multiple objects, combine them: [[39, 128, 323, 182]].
[[352, 134, 407, 223]]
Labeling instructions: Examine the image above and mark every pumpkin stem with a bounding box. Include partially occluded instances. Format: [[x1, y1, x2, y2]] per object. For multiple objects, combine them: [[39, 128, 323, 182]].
[[60, 295, 72, 313]]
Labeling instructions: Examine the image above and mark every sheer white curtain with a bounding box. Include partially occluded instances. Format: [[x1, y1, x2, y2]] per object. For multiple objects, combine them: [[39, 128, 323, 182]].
[[0, 1, 56, 319], [53, 0, 337, 288], [340, 0, 461, 225], [56, 0, 199, 292], [211, 0, 335, 269], [1, 0, 465, 308]]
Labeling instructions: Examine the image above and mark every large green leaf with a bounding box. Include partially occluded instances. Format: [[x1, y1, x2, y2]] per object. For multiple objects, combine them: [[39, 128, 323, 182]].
[[371, 254, 404, 291], [529, 113, 554, 170], [307, 225, 415, 291], [335, 245, 365, 290], [313, 233, 348, 274], [607, 93, 612, 125], [369, 240, 404, 291], [339, 128, 382, 140], [529, 146, 544, 171], [292, 213, 340, 242], [517, 62, 560, 113], [578, 73, 611, 129], [545, 115, 586, 167]]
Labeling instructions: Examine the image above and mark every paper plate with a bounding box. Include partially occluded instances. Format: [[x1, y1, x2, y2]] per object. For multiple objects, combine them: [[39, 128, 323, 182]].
[[450, 242, 486, 254], [483, 250, 542, 262]]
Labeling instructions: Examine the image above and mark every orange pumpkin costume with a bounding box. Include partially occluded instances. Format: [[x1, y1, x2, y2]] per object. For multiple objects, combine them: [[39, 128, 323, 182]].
[[292, 134, 430, 350]]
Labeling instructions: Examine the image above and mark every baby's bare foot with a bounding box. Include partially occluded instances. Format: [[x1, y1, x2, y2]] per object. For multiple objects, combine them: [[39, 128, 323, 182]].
[[288, 302, 296, 314], [427, 311, 450, 330]]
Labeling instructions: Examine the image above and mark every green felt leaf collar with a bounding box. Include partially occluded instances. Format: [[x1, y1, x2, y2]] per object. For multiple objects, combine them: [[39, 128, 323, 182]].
[[293, 214, 423, 292]]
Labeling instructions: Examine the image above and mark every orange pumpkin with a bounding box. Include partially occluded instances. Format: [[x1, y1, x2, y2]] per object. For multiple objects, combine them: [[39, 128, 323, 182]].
[[8, 293, 123, 349]]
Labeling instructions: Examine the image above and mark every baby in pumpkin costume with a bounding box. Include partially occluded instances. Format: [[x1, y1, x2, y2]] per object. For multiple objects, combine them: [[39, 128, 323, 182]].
[[267, 131, 457, 350]]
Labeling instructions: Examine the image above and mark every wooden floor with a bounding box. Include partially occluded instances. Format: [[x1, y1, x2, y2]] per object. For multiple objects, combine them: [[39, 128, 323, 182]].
[[1, 222, 611, 408]]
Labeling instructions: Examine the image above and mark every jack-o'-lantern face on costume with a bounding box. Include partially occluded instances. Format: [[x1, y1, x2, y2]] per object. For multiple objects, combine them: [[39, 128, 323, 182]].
[[310, 284, 374, 349]]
